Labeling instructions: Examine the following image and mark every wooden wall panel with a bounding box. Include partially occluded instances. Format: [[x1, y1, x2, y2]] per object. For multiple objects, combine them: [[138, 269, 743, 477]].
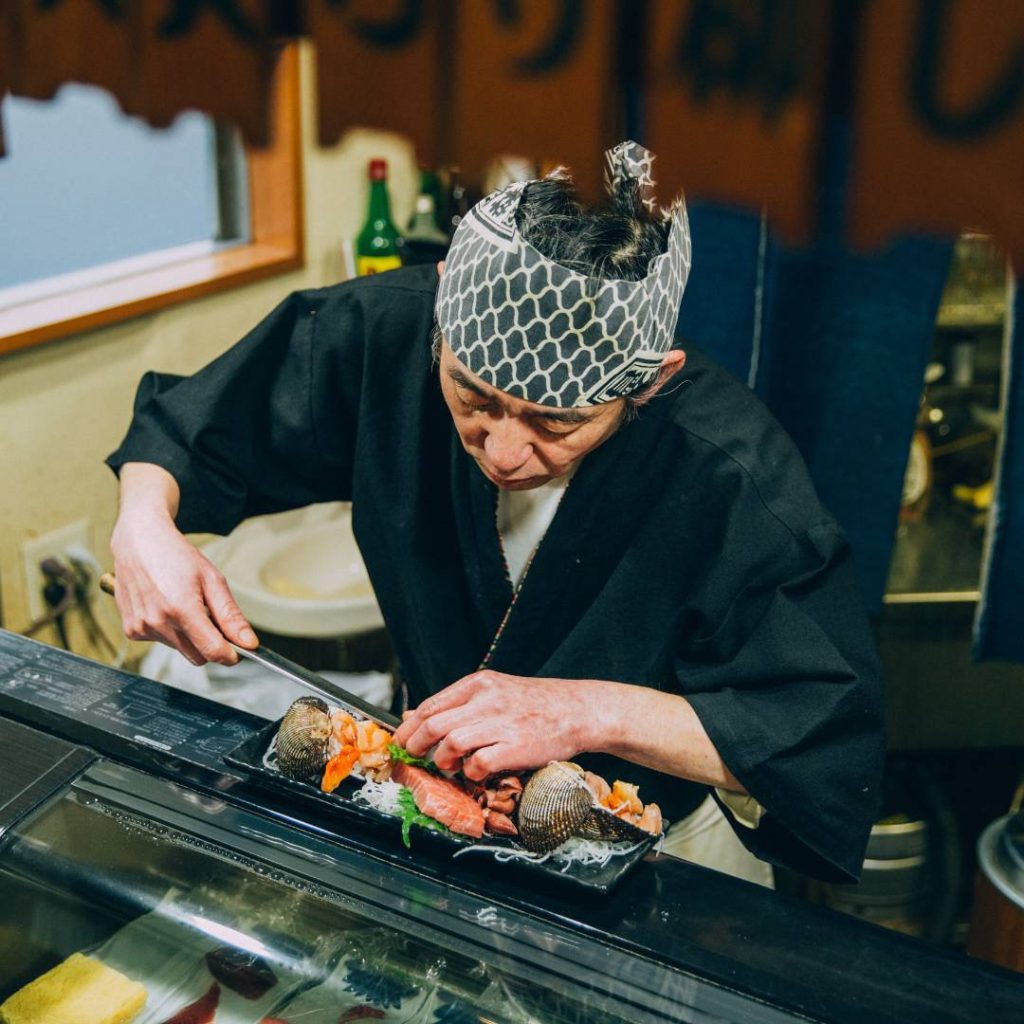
[[310, 0, 444, 163], [645, 0, 831, 242], [135, 0, 275, 145], [450, 0, 617, 199], [851, 0, 1024, 269], [11, 0, 139, 107]]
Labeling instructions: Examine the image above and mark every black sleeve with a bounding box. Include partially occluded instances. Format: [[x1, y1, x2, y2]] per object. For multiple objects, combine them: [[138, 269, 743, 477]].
[[106, 289, 361, 535], [681, 522, 886, 883]]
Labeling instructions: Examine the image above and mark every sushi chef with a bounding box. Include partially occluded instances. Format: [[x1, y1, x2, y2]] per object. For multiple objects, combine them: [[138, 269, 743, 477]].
[[107, 142, 884, 887]]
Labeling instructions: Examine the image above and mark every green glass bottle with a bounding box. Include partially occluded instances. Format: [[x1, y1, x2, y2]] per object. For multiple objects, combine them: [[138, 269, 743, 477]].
[[356, 158, 403, 276]]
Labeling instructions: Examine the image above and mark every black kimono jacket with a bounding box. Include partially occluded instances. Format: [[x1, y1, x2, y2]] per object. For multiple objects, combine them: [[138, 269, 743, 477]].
[[108, 265, 885, 882]]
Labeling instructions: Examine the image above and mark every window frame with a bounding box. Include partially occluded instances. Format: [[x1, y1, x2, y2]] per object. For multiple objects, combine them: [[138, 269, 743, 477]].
[[0, 45, 304, 358]]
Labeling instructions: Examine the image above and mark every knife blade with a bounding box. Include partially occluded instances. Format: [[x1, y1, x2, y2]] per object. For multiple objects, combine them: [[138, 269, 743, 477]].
[[232, 642, 400, 730]]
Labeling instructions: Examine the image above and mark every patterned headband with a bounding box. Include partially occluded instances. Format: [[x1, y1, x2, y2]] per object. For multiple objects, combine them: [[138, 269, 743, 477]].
[[435, 141, 692, 408]]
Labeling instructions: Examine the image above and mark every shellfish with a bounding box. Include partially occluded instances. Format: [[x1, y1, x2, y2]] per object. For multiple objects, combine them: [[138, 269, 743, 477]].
[[275, 696, 331, 780], [575, 806, 652, 844], [517, 761, 653, 852]]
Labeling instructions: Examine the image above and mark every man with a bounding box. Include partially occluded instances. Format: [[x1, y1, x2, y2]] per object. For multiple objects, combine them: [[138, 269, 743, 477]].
[[108, 143, 884, 885]]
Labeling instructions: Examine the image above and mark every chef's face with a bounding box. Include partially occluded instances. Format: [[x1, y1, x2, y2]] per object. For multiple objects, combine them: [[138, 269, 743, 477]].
[[438, 343, 625, 490]]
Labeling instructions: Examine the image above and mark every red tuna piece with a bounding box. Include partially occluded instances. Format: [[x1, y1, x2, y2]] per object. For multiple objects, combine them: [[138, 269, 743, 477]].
[[391, 762, 485, 838], [338, 1006, 387, 1022], [160, 982, 220, 1024], [205, 946, 277, 999]]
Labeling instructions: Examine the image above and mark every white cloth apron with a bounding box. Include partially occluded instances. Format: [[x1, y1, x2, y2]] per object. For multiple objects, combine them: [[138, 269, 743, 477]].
[[661, 795, 775, 888]]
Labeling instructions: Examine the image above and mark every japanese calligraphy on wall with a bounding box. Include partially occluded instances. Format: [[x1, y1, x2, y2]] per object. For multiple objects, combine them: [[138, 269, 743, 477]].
[[646, 0, 831, 244], [851, 0, 1024, 269], [1, 0, 1022, 260]]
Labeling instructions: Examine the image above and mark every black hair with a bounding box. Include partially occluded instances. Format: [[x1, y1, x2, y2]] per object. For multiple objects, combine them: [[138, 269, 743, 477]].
[[514, 172, 670, 282]]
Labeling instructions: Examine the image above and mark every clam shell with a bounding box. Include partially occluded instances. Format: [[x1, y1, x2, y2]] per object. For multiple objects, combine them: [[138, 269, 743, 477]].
[[576, 807, 652, 845], [275, 696, 331, 780], [517, 762, 594, 852]]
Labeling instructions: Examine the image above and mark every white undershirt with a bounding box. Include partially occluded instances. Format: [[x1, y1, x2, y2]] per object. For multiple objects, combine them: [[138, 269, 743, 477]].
[[496, 467, 576, 586]]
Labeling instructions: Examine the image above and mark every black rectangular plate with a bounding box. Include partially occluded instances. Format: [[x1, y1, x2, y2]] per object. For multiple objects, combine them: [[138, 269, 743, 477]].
[[223, 719, 655, 895]]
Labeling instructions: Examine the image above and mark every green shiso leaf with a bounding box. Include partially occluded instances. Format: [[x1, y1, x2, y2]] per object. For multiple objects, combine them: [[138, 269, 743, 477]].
[[387, 742, 436, 770], [396, 785, 449, 849]]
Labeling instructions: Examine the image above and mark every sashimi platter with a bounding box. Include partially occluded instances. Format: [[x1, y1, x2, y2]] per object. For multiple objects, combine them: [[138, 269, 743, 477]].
[[226, 696, 664, 891]]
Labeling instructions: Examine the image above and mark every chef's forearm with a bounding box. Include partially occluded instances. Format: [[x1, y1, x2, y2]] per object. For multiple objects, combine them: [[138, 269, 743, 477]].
[[115, 462, 181, 523], [583, 681, 747, 794], [107, 461, 253, 664]]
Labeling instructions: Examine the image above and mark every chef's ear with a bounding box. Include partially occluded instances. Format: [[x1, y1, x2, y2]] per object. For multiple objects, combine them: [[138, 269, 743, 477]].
[[436, 260, 446, 278], [623, 349, 685, 412], [647, 349, 686, 396]]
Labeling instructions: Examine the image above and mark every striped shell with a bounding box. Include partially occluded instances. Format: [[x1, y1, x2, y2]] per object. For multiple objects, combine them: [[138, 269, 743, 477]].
[[576, 806, 651, 845], [518, 761, 654, 852], [275, 696, 331, 780], [517, 762, 594, 852]]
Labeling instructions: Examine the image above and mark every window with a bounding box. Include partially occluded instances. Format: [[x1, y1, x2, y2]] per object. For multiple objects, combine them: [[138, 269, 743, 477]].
[[0, 86, 243, 293], [0, 45, 302, 356]]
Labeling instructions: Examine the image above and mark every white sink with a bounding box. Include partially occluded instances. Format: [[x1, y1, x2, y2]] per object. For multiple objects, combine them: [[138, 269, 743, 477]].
[[202, 503, 384, 638]]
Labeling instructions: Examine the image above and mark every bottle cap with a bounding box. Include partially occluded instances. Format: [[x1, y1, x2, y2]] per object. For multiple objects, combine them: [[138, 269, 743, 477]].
[[369, 159, 388, 181]]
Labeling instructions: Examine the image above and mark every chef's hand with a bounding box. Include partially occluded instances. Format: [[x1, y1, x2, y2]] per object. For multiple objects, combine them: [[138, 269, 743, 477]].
[[110, 463, 257, 666], [392, 670, 606, 782]]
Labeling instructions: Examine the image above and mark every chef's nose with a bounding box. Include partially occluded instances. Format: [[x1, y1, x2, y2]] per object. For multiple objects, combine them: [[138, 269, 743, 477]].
[[484, 416, 532, 473]]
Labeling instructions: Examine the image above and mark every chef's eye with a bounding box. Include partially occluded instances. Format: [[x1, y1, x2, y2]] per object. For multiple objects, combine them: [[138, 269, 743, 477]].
[[456, 387, 492, 411], [533, 419, 580, 438]]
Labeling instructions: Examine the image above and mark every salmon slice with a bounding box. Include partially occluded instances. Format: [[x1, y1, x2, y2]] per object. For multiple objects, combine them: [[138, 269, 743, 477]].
[[391, 762, 485, 838]]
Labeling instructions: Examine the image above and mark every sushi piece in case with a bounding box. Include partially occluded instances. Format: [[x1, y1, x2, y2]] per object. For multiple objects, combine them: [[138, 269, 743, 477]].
[[0, 952, 148, 1024]]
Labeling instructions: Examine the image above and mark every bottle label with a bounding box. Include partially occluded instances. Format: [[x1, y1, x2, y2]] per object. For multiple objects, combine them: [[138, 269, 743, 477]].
[[357, 255, 402, 276]]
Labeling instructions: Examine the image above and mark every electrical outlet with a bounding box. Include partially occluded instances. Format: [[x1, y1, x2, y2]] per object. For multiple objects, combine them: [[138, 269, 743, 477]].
[[21, 520, 95, 622]]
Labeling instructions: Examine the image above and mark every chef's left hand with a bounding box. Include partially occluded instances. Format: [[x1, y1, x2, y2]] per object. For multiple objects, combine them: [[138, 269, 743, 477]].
[[392, 670, 607, 782]]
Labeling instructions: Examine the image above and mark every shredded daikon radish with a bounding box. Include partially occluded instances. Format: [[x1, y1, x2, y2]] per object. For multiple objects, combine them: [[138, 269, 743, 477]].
[[452, 835, 646, 870], [552, 837, 646, 871], [261, 735, 279, 771], [351, 776, 405, 815], [452, 844, 551, 864]]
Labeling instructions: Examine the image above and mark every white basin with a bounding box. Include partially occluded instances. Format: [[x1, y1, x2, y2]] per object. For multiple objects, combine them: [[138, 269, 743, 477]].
[[202, 503, 384, 638]]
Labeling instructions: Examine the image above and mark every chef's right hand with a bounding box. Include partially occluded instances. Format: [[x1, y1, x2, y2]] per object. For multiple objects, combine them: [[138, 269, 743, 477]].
[[110, 463, 258, 666]]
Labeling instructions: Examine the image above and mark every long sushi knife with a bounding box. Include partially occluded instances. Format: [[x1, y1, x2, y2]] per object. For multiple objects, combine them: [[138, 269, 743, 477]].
[[231, 642, 400, 730], [99, 572, 399, 730]]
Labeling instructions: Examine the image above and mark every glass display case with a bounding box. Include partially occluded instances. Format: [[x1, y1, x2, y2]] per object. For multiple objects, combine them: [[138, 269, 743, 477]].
[[1, 631, 1022, 1024], [0, 756, 777, 1024]]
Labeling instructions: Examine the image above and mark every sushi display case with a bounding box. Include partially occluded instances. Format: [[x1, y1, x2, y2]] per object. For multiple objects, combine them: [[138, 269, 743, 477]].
[[0, 630, 1022, 1024]]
